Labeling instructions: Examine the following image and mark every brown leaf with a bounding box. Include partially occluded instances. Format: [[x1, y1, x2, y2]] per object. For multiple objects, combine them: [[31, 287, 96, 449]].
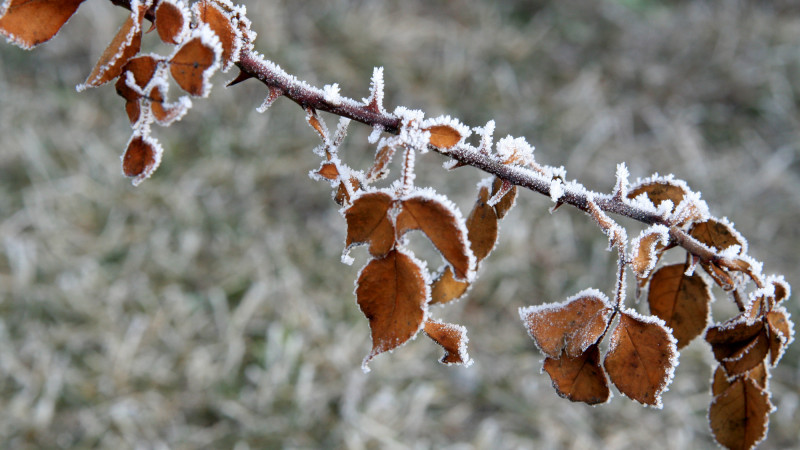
[[423, 320, 472, 365], [169, 28, 220, 97], [155, 0, 189, 45], [520, 291, 613, 358], [604, 311, 678, 407], [712, 363, 769, 398], [766, 308, 793, 366], [396, 193, 475, 281], [344, 191, 395, 258], [690, 219, 746, 254], [305, 110, 328, 141], [0, 0, 86, 49], [630, 226, 669, 282], [706, 318, 769, 377], [648, 263, 711, 349], [193, 0, 239, 70], [425, 125, 463, 149], [79, 5, 146, 90], [122, 134, 162, 186], [115, 55, 161, 123], [627, 179, 687, 213], [491, 177, 517, 219], [465, 184, 499, 262], [356, 249, 428, 370], [709, 377, 772, 450], [366, 145, 396, 182], [771, 277, 789, 304], [315, 162, 339, 182], [334, 178, 360, 206], [543, 344, 610, 405], [429, 266, 469, 305]]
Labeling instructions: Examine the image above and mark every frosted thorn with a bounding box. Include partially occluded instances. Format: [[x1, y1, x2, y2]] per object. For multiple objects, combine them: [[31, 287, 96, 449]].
[[257, 86, 283, 113], [443, 159, 468, 170], [487, 179, 513, 207], [549, 201, 565, 214], [227, 70, 254, 87], [364, 67, 386, 114], [613, 162, 630, 201]]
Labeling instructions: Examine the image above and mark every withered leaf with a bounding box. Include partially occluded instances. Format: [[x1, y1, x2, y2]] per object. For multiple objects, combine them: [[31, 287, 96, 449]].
[[396, 192, 475, 281], [604, 311, 678, 407], [429, 266, 469, 305], [766, 308, 793, 366], [122, 134, 162, 186], [709, 376, 772, 450], [193, 0, 239, 70], [315, 162, 339, 182], [423, 320, 472, 365], [706, 318, 769, 377], [543, 344, 610, 405], [366, 145, 396, 182], [169, 28, 220, 97], [520, 291, 613, 359], [357, 249, 428, 370], [465, 184, 499, 262], [712, 364, 769, 397], [648, 263, 711, 349], [0, 0, 86, 49], [630, 226, 669, 283], [344, 191, 395, 258], [690, 219, 746, 254], [79, 5, 146, 91], [115, 55, 161, 123], [627, 180, 687, 213], [491, 177, 517, 219], [155, 0, 189, 45], [425, 125, 462, 150]]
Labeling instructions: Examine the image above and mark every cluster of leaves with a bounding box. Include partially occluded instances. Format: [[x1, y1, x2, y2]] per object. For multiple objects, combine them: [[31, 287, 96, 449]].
[[0, 1, 794, 448]]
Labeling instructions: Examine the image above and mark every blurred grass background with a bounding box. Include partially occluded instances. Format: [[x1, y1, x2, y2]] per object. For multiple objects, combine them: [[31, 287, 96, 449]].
[[1, 0, 799, 448]]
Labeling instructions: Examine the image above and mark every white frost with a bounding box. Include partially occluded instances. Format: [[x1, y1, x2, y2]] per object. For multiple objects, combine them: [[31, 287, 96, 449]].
[[323, 83, 341, 105]]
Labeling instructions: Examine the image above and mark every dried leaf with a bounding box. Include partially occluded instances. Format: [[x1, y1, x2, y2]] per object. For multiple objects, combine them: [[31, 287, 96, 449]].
[[115, 55, 161, 123], [690, 219, 746, 254], [766, 308, 793, 366], [356, 249, 428, 370], [366, 145, 396, 182], [193, 0, 240, 70], [604, 311, 678, 407], [169, 27, 221, 97], [155, 0, 189, 45], [78, 6, 146, 91], [519, 290, 613, 359], [425, 125, 462, 149], [429, 266, 469, 305], [423, 320, 472, 365], [491, 177, 517, 219], [709, 377, 772, 450], [465, 184, 499, 262], [630, 225, 669, 282], [648, 263, 711, 349], [122, 133, 163, 186], [706, 318, 769, 377], [315, 162, 339, 182], [712, 363, 769, 398], [627, 180, 687, 213], [397, 192, 475, 281], [0, 0, 86, 49], [344, 191, 395, 258], [543, 344, 610, 405]]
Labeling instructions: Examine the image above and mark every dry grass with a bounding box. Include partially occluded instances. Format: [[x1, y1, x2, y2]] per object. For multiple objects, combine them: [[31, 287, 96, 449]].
[[0, 0, 798, 448]]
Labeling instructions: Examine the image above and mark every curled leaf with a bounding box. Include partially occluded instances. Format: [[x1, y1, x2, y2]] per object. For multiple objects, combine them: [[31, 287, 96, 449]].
[[630, 225, 670, 282], [706, 317, 769, 377], [193, 0, 241, 70], [627, 177, 689, 214], [543, 344, 610, 405], [0, 0, 87, 49], [519, 289, 613, 359], [765, 308, 793, 366], [155, 0, 190, 45], [647, 263, 711, 349], [356, 249, 428, 371], [423, 320, 472, 366], [122, 133, 163, 186], [604, 310, 678, 408]]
